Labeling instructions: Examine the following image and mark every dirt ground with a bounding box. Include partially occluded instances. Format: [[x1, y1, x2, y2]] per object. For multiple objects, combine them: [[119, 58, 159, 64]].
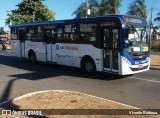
[[0, 91, 159, 118], [150, 54, 160, 70]]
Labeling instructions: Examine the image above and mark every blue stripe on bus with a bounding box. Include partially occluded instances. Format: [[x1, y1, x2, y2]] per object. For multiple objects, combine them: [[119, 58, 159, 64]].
[[122, 49, 150, 65]]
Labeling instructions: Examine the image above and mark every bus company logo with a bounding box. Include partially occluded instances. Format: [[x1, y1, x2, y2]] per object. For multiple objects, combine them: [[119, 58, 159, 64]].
[[56, 45, 59, 50], [66, 46, 79, 50]]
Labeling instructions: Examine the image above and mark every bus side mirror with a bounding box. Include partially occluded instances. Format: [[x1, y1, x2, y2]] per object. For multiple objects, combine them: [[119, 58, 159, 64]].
[[124, 29, 129, 38]]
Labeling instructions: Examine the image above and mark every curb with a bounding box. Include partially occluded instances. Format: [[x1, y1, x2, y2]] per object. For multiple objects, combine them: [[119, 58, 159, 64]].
[[0, 90, 139, 109], [150, 67, 160, 71]]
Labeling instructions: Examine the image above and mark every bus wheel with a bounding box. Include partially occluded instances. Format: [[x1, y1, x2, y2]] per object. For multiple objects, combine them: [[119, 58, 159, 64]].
[[29, 51, 37, 63], [83, 59, 96, 74]]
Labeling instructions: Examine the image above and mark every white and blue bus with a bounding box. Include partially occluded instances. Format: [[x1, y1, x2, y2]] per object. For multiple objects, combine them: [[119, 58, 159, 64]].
[[10, 15, 150, 75]]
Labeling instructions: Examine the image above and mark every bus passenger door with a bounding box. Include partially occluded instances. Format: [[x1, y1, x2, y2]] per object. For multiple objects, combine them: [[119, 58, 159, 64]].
[[19, 29, 26, 58], [45, 28, 56, 62], [103, 28, 119, 72], [112, 29, 119, 72]]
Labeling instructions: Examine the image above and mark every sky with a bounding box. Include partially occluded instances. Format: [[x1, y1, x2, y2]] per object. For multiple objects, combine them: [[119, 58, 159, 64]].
[[0, 0, 160, 31]]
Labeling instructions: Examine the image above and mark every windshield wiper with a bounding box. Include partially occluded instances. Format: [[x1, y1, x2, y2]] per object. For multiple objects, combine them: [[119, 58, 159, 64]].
[[131, 25, 140, 38]]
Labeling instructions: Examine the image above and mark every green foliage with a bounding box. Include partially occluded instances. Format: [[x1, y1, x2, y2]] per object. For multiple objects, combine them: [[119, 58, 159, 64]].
[[72, 0, 99, 18], [127, 0, 147, 19], [6, 0, 55, 25], [151, 40, 160, 49], [0, 30, 6, 35], [154, 12, 160, 23], [107, 0, 121, 14], [151, 28, 158, 40], [72, 0, 121, 18]]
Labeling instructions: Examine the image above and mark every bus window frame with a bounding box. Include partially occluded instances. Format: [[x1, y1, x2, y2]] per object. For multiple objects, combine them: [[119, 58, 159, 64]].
[[99, 20, 121, 51], [55, 25, 64, 43], [44, 25, 57, 44], [27, 25, 44, 42], [63, 23, 80, 42], [11, 27, 18, 40], [79, 23, 97, 43]]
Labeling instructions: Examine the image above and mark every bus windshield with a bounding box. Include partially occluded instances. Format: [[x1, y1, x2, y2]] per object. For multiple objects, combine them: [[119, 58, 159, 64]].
[[124, 26, 149, 53]]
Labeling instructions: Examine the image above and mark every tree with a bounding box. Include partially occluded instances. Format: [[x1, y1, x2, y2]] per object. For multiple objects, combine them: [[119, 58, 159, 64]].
[[72, 0, 99, 18], [154, 12, 160, 23], [151, 28, 158, 40], [6, 0, 55, 25], [107, 0, 121, 15], [0, 30, 6, 35], [72, 0, 121, 18], [127, 0, 147, 19]]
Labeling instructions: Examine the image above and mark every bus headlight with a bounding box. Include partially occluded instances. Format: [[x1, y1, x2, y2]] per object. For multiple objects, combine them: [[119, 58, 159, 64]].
[[122, 56, 131, 65]]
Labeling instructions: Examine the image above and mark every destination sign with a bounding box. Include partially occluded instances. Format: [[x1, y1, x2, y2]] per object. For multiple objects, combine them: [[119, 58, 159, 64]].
[[124, 17, 143, 24], [44, 25, 56, 29], [101, 21, 118, 27]]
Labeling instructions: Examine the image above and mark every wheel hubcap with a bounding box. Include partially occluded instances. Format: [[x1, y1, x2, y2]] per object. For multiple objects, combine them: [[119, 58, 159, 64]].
[[30, 53, 36, 62], [85, 62, 93, 72]]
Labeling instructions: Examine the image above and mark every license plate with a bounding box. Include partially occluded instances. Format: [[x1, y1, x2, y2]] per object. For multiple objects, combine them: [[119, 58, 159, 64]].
[[138, 65, 143, 68]]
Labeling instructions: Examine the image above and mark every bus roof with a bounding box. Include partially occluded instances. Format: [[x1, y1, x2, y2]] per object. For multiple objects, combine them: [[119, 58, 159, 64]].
[[10, 15, 148, 27]]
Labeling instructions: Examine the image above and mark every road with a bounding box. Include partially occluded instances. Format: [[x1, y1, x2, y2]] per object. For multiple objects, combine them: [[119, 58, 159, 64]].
[[0, 50, 160, 109]]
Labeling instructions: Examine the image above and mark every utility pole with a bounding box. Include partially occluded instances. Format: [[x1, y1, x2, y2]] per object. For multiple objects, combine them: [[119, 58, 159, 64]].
[[86, 0, 90, 18], [149, 8, 153, 47], [150, 8, 153, 29], [86, 0, 88, 18], [33, 11, 36, 22]]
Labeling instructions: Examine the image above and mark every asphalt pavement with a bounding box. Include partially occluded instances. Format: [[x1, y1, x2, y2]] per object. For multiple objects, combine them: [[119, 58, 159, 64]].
[[0, 50, 160, 110]]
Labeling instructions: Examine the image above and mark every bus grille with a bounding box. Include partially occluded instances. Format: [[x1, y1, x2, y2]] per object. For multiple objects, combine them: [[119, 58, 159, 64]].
[[130, 65, 148, 71]]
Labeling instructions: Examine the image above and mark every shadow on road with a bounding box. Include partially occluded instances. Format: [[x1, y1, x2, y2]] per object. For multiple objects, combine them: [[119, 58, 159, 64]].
[[0, 53, 124, 116]]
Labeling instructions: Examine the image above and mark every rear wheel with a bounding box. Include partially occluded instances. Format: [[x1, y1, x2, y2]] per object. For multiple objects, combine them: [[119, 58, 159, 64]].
[[29, 51, 37, 63], [82, 59, 96, 74]]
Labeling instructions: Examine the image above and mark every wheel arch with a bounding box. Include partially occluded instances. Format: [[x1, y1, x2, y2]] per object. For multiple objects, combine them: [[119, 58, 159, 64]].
[[28, 49, 36, 59], [81, 55, 96, 71]]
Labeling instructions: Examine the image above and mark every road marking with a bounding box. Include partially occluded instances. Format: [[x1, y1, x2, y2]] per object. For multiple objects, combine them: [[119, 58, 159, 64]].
[[129, 76, 160, 83]]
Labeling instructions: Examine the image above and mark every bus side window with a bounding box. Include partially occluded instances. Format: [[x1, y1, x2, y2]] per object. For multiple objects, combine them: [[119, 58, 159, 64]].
[[45, 30, 51, 44], [11, 27, 18, 40], [37, 26, 43, 41], [45, 28, 56, 44], [51, 29, 56, 43], [80, 24, 97, 42], [57, 27, 63, 42], [112, 29, 118, 49], [27, 26, 43, 41], [64, 24, 79, 42], [27, 27, 35, 40], [103, 29, 110, 49]]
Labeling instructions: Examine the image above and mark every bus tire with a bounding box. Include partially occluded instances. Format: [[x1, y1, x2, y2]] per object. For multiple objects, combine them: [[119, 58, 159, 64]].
[[29, 51, 37, 64], [82, 58, 96, 74]]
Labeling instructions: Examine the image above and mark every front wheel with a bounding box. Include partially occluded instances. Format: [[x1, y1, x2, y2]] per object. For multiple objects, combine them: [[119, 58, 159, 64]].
[[29, 51, 37, 63], [82, 59, 96, 74]]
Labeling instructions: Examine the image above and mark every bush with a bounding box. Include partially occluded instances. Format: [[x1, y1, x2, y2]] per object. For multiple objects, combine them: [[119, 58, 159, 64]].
[[151, 40, 160, 49]]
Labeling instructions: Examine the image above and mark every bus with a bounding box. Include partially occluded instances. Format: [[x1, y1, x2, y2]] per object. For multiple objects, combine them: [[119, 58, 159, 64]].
[[10, 15, 150, 75]]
